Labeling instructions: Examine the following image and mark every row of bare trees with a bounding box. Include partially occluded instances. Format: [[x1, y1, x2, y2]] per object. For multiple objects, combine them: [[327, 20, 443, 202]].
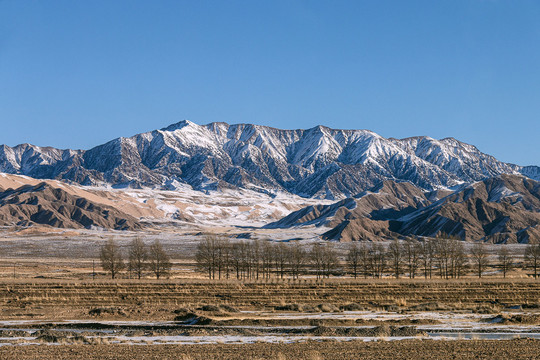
[[195, 236, 340, 280], [195, 235, 540, 280], [99, 239, 172, 279], [348, 238, 540, 279], [348, 237, 469, 279]]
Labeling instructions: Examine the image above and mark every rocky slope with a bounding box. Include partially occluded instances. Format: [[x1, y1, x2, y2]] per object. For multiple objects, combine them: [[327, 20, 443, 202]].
[[266, 181, 432, 229], [0, 182, 141, 230], [267, 175, 540, 243], [390, 174, 540, 243], [1, 121, 538, 199]]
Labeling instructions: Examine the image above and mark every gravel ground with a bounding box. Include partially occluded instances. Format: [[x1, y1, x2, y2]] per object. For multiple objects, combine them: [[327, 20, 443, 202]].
[[0, 339, 539, 360]]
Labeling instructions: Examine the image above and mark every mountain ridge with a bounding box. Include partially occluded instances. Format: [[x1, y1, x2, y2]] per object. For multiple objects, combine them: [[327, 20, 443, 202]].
[[1, 121, 538, 199], [266, 174, 540, 243], [0, 182, 141, 230]]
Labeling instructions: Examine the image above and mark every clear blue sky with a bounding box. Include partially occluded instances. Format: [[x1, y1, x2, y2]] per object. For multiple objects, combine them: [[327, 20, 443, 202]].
[[1, 1, 539, 165]]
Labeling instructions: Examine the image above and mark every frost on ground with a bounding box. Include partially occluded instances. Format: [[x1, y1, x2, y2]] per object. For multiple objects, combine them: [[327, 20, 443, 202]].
[[0, 310, 539, 346]]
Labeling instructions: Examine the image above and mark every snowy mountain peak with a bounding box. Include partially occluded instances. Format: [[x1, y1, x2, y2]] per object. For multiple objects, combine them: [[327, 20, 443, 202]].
[[160, 119, 197, 132]]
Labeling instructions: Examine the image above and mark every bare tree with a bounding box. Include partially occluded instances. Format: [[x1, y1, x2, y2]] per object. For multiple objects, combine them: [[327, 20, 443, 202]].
[[346, 243, 361, 279], [195, 236, 219, 279], [148, 240, 172, 279], [321, 243, 339, 278], [388, 238, 403, 279], [289, 242, 306, 279], [433, 235, 451, 279], [498, 246, 513, 278], [100, 239, 125, 279], [216, 237, 232, 280], [218, 238, 232, 279], [419, 239, 435, 279], [370, 243, 386, 278], [402, 239, 421, 279], [432, 234, 468, 279], [524, 243, 540, 279], [449, 240, 468, 279], [251, 240, 262, 280], [195, 235, 233, 280], [128, 238, 147, 280], [242, 241, 253, 280], [358, 242, 371, 279], [261, 240, 274, 280], [230, 241, 244, 280], [470, 242, 489, 278], [274, 242, 288, 279], [310, 243, 325, 280], [230, 241, 260, 280]]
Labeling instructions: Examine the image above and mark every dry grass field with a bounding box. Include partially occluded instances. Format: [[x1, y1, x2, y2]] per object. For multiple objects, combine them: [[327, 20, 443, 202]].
[[0, 278, 538, 321], [0, 277, 538, 359]]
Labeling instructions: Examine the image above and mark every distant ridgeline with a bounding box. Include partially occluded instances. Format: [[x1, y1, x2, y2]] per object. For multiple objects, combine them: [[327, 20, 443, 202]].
[[0, 120, 538, 199]]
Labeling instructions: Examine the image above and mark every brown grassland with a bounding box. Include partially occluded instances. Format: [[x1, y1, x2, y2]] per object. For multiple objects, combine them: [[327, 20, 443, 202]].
[[0, 278, 539, 321]]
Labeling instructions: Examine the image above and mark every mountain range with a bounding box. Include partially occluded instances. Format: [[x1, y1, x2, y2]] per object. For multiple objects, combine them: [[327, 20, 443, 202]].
[[0, 121, 538, 242], [1, 120, 538, 199]]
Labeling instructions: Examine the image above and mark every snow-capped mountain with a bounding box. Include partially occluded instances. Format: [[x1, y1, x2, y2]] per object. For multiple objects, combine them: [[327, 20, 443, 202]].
[[0, 121, 538, 199]]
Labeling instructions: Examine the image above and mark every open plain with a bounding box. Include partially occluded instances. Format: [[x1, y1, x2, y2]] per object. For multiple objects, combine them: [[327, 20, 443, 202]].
[[0, 228, 539, 359], [0, 279, 538, 359]]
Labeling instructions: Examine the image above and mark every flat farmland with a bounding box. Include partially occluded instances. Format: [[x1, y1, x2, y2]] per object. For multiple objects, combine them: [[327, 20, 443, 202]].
[[0, 279, 539, 317], [0, 278, 538, 359]]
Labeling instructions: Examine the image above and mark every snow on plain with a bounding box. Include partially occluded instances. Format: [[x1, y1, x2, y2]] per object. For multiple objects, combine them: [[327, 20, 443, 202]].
[[117, 185, 335, 227]]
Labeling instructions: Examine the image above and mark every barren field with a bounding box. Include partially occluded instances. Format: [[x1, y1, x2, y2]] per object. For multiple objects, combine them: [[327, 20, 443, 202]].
[[0, 339, 539, 360]]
